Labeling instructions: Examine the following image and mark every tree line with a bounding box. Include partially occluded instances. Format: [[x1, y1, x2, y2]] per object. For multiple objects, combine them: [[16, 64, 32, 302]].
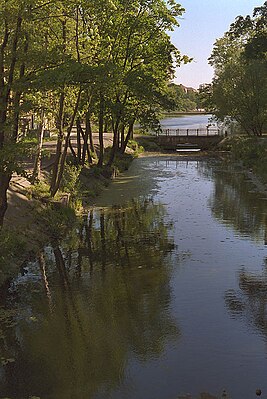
[[200, 2, 267, 136], [0, 0, 189, 227]]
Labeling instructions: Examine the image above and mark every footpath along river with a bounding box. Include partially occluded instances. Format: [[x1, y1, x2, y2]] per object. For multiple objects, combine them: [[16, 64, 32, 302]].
[[1, 155, 267, 399]]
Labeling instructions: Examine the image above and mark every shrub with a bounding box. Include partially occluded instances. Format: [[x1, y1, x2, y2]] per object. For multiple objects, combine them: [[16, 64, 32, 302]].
[[226, 135, 267, 182], [27, 181, 50, 200], [228, 136, 267, 166], [61, 162, 82, 195], [0, 229, 26, 269], [37, 204, 77, 239]]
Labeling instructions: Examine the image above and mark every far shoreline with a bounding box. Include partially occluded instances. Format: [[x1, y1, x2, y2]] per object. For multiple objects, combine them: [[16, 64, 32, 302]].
[[161, 111, 209, 117]]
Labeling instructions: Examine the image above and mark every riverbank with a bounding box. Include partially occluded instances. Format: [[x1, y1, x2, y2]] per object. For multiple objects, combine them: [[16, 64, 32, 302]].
[[0, 133, 135, 284], [0, 162, 134, 285], [2, 134, 267, 286]]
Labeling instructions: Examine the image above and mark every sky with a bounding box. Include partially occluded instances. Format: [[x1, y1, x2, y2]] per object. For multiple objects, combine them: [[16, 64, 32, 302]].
[[170, 0, 263, 89]]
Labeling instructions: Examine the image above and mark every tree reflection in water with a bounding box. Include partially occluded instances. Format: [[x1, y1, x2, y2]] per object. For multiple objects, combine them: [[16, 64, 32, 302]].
[[197, 163, 267, 339], [206, 163, 267, 243], [225, 257, 267, 337], [0, 198, 180, 399]]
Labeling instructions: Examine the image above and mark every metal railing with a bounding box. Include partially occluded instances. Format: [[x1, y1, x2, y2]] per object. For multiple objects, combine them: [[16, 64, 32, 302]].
[[159, 128, 221, 137]]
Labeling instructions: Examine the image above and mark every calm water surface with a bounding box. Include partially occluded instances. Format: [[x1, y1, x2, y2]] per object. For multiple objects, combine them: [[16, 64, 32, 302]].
[[1, 157, 267, 399], [160, 114, 215, 130]]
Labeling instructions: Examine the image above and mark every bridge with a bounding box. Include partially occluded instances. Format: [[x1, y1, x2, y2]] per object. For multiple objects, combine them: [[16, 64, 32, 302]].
[[156, 128, 224, 150]]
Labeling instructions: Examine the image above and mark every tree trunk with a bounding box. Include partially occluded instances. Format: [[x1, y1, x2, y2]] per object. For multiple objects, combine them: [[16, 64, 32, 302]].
[[78, 117, 92, 165], [68, 136, 77, 163], [50, 90, 65, 195], [0, 14, 22, 227], [0, 173, 11, 227], [97, 94, 104, 167], [0, 23, 9, 148], [86, 111, 95, 154], [121, 120, 135, 153], [32, 109, 45, 183], [76, 118, 82, 163], [12, 34, 28, 141], [51, 89, 81, 197], [120, 124, 125, 151], [107, 118, 120, 167]]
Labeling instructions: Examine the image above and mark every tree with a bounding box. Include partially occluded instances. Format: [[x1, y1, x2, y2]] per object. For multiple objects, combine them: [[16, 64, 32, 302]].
[[0, 0, 75, 224], [167, 83, 199, 112], [207, 2, 267, 136], [0, 0, 187, 225]]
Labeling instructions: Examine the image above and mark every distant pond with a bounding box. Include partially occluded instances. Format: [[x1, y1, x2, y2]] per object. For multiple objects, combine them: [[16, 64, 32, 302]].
[[1, 156, 267, 399], [160, 113, 216, 130]]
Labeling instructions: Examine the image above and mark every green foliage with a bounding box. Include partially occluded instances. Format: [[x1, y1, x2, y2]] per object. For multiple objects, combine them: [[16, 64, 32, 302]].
[[27, 181, 50, 200], [135, 136, 161, 152], [226, 135, 267, 182], [0, 0, 189, 224], [229, 137, 266, 164], [167, 83, 199, 112], [113, 153, 134, 172], [0, 141, 33, 176], [127, 139, 144, 155], [61, 162, 82, 196], [0, 229, 26, 269], [37, 204, 77, 240], [208, 3, 267, 136], [63, 163, 85, 210]]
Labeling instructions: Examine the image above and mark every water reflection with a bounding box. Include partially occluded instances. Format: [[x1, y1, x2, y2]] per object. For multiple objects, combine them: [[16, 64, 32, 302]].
[[0, 198, 179, 399], [205, 163, 267, 243], [203, 163, 267, 347], [160, 114, 213, 130], [225, 257, 267, 338]]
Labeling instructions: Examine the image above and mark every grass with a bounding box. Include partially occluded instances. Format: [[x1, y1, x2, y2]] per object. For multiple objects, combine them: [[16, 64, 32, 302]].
[[135, 136, 161, 152]]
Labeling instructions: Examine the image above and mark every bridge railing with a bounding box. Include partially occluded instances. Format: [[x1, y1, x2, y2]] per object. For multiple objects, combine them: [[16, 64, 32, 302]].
[[158, 128, 221, 137]]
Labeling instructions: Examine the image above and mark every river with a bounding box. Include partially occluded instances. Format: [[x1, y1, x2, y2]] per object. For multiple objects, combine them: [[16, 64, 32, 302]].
[[1, 156, 267, 399]]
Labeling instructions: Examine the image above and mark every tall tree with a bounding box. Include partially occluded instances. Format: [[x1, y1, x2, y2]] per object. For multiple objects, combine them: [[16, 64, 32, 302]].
[[206, 2, 267, 136], [0, 0, 188, 224]]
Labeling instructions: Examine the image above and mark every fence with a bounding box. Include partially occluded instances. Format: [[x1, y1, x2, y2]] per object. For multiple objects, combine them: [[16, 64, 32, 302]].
[[159, 128, 221, 137]]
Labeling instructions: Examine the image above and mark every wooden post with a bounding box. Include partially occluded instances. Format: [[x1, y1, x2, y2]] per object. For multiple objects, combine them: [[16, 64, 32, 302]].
[[197, 129, 199, 136], [187, 129, 189, 136]]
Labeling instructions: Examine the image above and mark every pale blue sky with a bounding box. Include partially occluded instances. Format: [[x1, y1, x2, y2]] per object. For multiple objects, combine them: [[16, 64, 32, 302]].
[[171, 0, 262, 88]]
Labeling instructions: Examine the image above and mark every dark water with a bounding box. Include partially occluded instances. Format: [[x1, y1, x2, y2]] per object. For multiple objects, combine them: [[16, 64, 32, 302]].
[[1, 157, 267, 399]]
